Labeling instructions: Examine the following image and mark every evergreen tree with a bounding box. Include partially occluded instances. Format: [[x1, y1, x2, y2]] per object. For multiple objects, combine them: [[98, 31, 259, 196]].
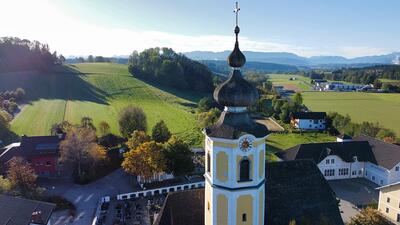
[[151, 120, 171, 143]]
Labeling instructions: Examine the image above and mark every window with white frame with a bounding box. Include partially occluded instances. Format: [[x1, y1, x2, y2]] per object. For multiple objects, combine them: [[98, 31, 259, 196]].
[[338, 168, 349, 176], [331, 159, 335, 164], [324, 169, 335, 177], [326, 159, 330, 164], [396, 166, 399, 171]]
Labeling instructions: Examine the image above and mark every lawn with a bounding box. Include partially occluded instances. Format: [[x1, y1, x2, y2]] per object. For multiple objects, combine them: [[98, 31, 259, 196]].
[[0, 63, 203, 145], [266, 132, 336, 152], [267, 74, 313, 91], [302, 92, 400, 135]]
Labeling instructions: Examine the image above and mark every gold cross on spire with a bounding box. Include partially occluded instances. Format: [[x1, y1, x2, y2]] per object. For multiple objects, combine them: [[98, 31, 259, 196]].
[[234, 1, 240, 27]]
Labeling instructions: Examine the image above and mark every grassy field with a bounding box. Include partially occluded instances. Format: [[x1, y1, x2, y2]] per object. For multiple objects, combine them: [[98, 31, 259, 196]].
[[0, 63, 203, 145], [266, 132, 335, 152], [302, 92, 400, 135], [267, 74, 312, 91]]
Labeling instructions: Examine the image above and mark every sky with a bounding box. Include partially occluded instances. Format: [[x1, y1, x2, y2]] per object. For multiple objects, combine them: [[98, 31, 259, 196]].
[[1, 0, 400, 58]]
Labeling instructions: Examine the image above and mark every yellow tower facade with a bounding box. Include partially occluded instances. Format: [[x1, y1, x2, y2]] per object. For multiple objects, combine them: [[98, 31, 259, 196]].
[[204, 3, 269, 225], [204, 134, 266, 225]]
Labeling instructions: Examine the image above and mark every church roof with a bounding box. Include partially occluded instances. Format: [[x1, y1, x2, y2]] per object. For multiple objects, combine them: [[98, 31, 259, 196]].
[[204, 111, 269, 139], [154, 160, 344, 225], [206, 4, 269, 139]]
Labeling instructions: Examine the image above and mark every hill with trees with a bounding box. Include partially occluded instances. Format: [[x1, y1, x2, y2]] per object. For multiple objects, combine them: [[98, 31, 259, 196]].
[[128, 48, 214, 92], [0, 37, 64, 72], [304, 65, 400, 85]]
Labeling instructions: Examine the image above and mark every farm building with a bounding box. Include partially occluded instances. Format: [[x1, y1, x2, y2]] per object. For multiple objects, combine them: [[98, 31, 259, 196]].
[[0, 135, 68, 177], [314, 81, 369, 92], [280, 135, 400, 186], [376, 182, 400, 224], [290, 112, 327, 130]]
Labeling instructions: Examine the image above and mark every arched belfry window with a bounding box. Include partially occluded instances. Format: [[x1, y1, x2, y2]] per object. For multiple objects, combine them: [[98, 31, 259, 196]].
[[207, 153, 211, 173], [239, 158, 251, 182]]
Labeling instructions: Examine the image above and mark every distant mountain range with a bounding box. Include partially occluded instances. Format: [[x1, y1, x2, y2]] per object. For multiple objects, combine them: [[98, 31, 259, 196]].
[[184, 51, 400, 67]]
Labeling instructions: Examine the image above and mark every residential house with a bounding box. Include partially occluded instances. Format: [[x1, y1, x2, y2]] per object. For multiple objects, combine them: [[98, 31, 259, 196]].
[[290, 112, 327, 130], [377, 182, 400, 224], [280, 135, 400, 186], [0, 194, 56, 225]]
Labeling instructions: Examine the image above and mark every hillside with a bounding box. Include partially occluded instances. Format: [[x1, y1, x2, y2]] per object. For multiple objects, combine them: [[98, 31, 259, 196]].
[[0, 63, 204, 146]]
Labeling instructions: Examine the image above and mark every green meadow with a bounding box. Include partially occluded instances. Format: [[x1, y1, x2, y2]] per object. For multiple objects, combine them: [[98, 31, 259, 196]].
[[0, 63, 203, 145], [267, 74, 312, 91], [302, 91, 400, 135]]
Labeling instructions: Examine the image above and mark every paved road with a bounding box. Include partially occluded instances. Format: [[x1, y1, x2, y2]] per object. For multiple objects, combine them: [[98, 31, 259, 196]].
[[41, 169, 136, 225]]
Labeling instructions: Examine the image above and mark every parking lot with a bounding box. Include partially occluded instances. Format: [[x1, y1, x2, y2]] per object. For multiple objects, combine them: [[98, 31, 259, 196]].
[[329, 178, 379, 223]]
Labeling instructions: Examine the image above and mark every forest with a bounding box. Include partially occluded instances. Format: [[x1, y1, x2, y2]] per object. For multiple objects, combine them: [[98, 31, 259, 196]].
[[128, 48, 214, 92], [0, 37, 64, 72]]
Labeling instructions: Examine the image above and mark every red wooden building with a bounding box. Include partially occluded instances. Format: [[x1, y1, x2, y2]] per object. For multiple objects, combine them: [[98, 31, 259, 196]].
[[0, 135, 67, 177]]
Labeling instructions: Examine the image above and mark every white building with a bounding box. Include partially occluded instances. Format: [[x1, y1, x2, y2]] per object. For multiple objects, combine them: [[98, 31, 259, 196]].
[[377, 182, 400, 224], [281, 135, 400, 186], [290, 112, 327, 130]]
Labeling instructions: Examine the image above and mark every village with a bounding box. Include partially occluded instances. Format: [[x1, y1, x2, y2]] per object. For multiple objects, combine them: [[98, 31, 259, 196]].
[[1, 1, 400, 225]]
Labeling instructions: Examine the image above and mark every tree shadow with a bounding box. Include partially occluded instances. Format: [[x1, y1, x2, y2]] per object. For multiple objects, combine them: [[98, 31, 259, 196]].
[[0, 66, 108, 105], [131, 75, 210, 103]]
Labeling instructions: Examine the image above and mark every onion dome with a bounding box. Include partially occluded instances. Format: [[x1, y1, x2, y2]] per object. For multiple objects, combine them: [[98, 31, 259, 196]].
[[213, 69, 258, 107], [228, 26, 246, 68], [213, 20, 258, 107]]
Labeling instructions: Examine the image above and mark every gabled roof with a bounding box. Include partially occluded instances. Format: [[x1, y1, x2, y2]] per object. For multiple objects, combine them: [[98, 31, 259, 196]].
[[376, 181, 400, 190], [281, 136, 400, 170], [154, 160, 344, 225], [280, 141, 376, 166], [354, 135, 400, 170], [20, 135, 64, 156], [0, 143, 22, 172], [0, 194, 55, 225], [290, 112, 327, 120]]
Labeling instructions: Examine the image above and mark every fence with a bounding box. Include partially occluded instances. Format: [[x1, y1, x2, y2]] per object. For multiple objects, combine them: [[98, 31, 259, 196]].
[[116, 181, 205, 200]]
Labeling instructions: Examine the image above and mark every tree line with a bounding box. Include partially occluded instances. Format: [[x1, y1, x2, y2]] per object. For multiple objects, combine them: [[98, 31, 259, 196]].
[[303, 65, 400, 84], [0, 37, 65, 73], [128, 48, 214, 92]]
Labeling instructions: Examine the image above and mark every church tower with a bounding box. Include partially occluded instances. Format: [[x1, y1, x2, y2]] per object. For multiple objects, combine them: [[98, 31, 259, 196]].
[[204, 2, 269, 225]]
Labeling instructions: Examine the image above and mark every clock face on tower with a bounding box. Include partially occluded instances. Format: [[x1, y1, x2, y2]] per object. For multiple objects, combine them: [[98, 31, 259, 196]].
[[239, 136, 254, 152]]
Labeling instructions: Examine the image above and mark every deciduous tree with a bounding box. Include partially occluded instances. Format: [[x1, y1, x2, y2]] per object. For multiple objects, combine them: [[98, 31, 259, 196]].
[[127, 130, 151, 150], [7, 157, 38, 197], [118, 106, 147, 138], [122, 141, 166, 179], [59, 127, 107, 180], [98, 121, 111, 136], [348, 207, 393, 225]]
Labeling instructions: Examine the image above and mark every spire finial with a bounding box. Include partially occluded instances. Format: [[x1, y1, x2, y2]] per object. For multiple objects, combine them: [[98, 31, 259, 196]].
[[234, 2, 240, 28], [228, 1, 246, 68]]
